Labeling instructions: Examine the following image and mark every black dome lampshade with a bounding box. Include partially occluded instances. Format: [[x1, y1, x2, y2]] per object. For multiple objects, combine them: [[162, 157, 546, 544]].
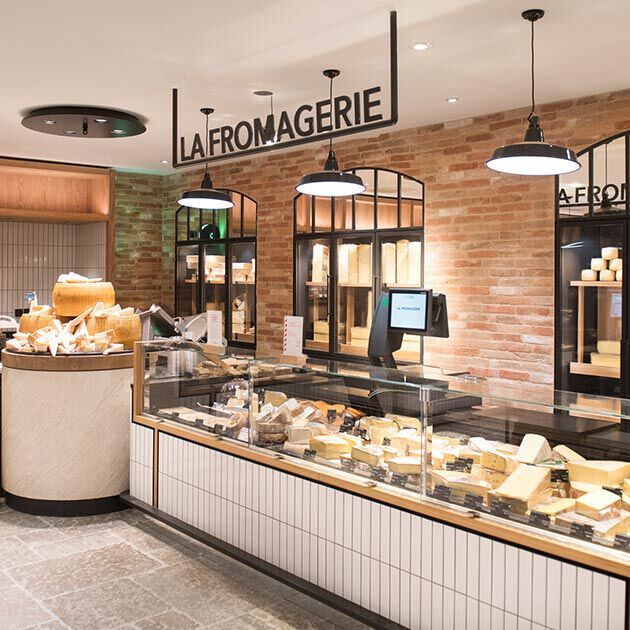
[[177, 108, 234, 210], [487, 10, 580, 177], [296, 70, 366, 197]]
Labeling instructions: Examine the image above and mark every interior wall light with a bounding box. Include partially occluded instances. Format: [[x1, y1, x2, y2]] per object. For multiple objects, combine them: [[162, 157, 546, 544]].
[[487, 9, 580, 176], [296, 69, 365, 197], [177, 108, 234, 210]]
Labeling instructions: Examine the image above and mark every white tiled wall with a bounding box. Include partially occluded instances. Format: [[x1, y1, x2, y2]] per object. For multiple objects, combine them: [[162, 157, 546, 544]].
[[130, 423, 153, 505], [0, 220, 106, 316], [150, 433, 628, 630]]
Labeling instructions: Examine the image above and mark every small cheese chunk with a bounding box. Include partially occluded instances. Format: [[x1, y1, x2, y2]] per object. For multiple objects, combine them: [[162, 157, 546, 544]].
[[531, 498, 575, 517], [351, 445, 383, 468], [590, 258, 606, 271], [309, 435, 351, 459], [385, 413, 421, 431], [581, 269, 597, 281], [468, 437, 496, 452], [388, 457, 421, 476], [610, 258, 623, 271], [517, 434, 553, 464], [471, 465, 507, 489], [287, 427, 313, 445], [600, 269, 615, 282], [552, 444, 585, 462], [390, 428, 418, 456], [575, 489, 621, 521], [431, 470, 492, 501], [481, 450, 519, 474], [616, 269, 623, 282], [567, 460, 630, 486], [602, 247, 619, 260]]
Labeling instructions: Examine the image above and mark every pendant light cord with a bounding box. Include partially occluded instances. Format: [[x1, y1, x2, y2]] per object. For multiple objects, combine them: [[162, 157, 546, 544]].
[[528, 18, 536, 122], [605, 141, 608, 185], [204, 112, 209, 177], [329, 74, 334, 153]]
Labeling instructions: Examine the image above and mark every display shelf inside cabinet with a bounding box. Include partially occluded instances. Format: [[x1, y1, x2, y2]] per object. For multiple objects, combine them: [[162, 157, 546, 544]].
[[175, 188, 257, 349], [294, 166, 425, 362]]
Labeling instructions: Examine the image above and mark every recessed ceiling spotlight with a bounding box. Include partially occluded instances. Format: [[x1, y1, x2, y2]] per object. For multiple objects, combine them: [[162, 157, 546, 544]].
[[94, 118, 108, 124], [63, 130, 77, 135], [412, 42, 431, 51], [42, 120, 56, 125], [111, 129, 125, 135], [446, 97, 459, 103]]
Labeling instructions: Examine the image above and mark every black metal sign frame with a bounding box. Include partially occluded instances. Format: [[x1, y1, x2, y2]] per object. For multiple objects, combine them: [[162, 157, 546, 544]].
[[171, 10, 398, 168]]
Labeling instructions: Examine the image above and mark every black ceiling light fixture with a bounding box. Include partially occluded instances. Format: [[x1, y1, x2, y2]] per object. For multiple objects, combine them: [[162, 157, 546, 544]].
[[296, 69, 366, 197], [600, 141, 613, 211], [486, 9, 580, 176], [21, 106, 146, 138], [253, 90, 277, 145], [177, 108, 234, 210]]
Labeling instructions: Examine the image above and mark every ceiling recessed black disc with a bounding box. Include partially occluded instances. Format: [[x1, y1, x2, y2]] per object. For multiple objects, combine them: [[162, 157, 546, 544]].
[[21, 106, 146, 138]]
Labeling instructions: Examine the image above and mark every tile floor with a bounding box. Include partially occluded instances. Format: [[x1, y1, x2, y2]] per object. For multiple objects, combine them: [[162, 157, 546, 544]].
[[0, 502, 371, 629]]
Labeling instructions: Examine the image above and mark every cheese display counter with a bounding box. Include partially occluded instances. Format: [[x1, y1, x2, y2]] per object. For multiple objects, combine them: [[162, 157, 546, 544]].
[[127, 341, 629, 629]]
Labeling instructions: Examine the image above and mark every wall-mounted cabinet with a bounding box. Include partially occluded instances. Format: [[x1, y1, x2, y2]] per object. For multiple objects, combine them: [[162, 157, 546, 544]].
[[175, 190, 257, 348], [294, 167, 424, 362]]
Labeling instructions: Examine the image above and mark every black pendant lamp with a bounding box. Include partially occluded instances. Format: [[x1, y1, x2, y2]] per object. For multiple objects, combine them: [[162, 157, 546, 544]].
[[178, 108, 234, 210], [487, 9, 580, 176], [600, 141, 613, 211], [296, 70, 365, 197]]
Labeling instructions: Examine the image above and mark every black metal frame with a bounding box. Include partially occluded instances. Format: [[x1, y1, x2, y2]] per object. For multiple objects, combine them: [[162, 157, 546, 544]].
[[293, 166, 425, 362], [554, 130, 630, 397], [171, 11, 399, 168], [174, 189, 258, 350]]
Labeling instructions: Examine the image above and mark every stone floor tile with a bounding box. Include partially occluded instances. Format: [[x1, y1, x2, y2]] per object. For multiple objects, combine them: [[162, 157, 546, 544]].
[[22, 622, 68, 629], [0, 509, 51, 537], [0, 538, 43, 571], [143, 542, 203, 567], [9, 542, 158, 599], [16, 528, 69, 547], [287, 592, 370, 629], [29, 530, 121, 560], [44, 577, 168, 630], [0, 585, 54, 629], [132, 609, 200, 629]]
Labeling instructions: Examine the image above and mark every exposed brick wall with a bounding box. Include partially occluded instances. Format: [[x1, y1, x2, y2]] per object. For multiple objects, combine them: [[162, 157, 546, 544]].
[[116, 89, 630, 391]]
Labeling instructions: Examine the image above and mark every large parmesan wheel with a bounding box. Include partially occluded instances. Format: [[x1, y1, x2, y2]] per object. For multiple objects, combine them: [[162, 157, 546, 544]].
[[87, 313, 141, 349], [52, 282, 115, 317], [18, 313, 55, 334]]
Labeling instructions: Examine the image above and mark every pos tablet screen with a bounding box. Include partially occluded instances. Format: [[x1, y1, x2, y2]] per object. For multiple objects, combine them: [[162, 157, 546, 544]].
[[387, 289, 431, 334]]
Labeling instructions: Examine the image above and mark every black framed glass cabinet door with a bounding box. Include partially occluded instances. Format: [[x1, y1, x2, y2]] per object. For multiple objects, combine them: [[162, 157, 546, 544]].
[[555, 132, 629, 398]]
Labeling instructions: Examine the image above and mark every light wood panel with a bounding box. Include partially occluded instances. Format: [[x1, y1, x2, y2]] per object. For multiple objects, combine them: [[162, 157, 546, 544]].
[[1, 349, 133, 371]]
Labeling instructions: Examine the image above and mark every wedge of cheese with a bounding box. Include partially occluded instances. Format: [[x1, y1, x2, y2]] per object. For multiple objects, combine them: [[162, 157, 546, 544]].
[[468, 437, 496, 453], [368, 425, 398, 446], [431, 470, 492, 501], [385, 413, 421, 431], [351, 445, 383, 468], [381, 446, 398, 462], [570, 481, 602, 497], [552, 444, 585, 462], [390, 428, 418, 456], [309, 435, 351, 459], [494, 464, 551, 513], [517, 434, 553, 464], [575, 489, 621, 521], [567, 461, 630, 486], [388, 457, 421, 476], [339, 433, 362, 449], [287, 427, 313, 445], [481, 450, 519, 474], [556, 511, 630, 540], [531, 498, 575, 517], [471, 465, 507, 489]]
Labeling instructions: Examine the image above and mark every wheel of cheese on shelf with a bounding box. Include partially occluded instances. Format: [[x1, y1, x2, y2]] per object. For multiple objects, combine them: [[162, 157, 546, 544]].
[[609, 258, 622, 272], [18, 313, 55, 334], [602, 247, 619, 260], [590, 258, 606, 271], [53, 280, 115, 317], [617, 269, 623, 282], [600, 269, 615, 282], [581, 269, 597, 281], [86, 312, 141, 349]]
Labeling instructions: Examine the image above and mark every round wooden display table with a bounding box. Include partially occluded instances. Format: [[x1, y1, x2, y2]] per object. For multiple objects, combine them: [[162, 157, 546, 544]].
[[1, 349, 133, 516]]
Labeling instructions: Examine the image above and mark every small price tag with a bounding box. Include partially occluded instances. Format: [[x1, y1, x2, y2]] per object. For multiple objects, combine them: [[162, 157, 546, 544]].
[[463, 493, 484, 511], [570, 522, 594, 542], [171, 411, 180, 419], [613, 533, 630, 551], [370, 467, 388, 482], [341, 458, 356, 474], [391, 473, 408, 488], [358, 429, 368, 441], [446, 458, 473, 473], [194, 418, 205, 429], [528, 510, 551, 529], [327, 409, 337, 422], [223, 426, 237, 439], [340, 414, 355, 432], [382, 437, 391, 447], [489, 500, 512, 518], [603, 486, 623, 497], [303, 449, 317, 461], [431, 484, 452, 501], [551, 469, 569, 483], [213, 423, 225, 435]]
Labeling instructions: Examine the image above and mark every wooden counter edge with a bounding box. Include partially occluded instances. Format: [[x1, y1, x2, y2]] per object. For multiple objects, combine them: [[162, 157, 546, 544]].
[[2, 349, 133, 371], [133, 413, 630, 579]]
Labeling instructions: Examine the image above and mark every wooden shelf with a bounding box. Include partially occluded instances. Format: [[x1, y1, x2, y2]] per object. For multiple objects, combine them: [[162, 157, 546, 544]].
[[569, 361, 620, 379], [338, 283, 371, 288], [305, 339, 328, 351], [384, 283, 422, 288], [338, 343, 368, 356], [0, 207, 108, 224], [305, 281, 327, 287], [570, 281, 621, 288], [233, 281, 254, 286]]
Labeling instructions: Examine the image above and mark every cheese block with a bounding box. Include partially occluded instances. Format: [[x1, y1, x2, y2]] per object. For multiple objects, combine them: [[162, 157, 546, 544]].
[[624, 479, 630, 495], [309, 435, 351, 459], [306, 422, 327, 437], [396, 240, 409, 284], [591, 353, 620, 367], [19, 312, 55, 334], [552, 444, 585, 462], [468, 437, 496, 452], [312, 243, 329, 283], [265, 391, 288, 407], [339, 433, 362, 449], [556, 511, 630, 540], [338, 243, 359, 284], [287, 426, 313, 445], [358, 244, 371, 285], [617, 269, 623, 282], [390, 428, 418, 456], [531, 498, 575, 517], [381, 446, 398, 462], [481, 450, 519, 474], [52, 281, 115, 317], [590, 258, 606, 271], [570, 481, 602, 497], [408, 241, 422, 286], [381, 242, 396, 284], [610, 258, 623, 272], [385, 413, 422, 431], [313, 320, 329, 335], [350, 326, 370, 341], [459, 448, 482, 466], [471, 465, 507, 489], [432, 452, 445, 470], [351, 445, 383, 467], [576, 489, 621, 521], [432, 470, 492, 501], [494, 464, 551, 512], [600, 269, 615, 282], [495, 443, 519, 456], [368, 425, 398, 446], [388, 457, 421, 476], [602, 247, 619, 260], [517, 434, 553, 464], [581, 269, 597, 281], [567, 460, 630, 486]]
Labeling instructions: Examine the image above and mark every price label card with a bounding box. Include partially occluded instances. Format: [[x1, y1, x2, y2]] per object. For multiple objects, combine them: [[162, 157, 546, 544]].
[[382, 436, 391, 447], [341, 458, 356, 474], [283, 315, 304, 357], [603, 486, 623, 497], [213, 423, 225, 435], [613, 533, 630, 551], [463, 493, 484, 511], [489, 500, 512, 519], [446, 458, 473, 473], [391, 473, 408, 488], [370, 467, 388, 482], [431, 484, 452, 501], [528, 510, 551, 529], [551, 469, 569, 483], [303, 449, 317, 461], [570, 522, 594, 542], [206, 310, 223, 347]]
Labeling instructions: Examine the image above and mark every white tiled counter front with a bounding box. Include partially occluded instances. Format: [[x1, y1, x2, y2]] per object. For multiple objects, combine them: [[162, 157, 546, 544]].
[[127, 426, 629, 630]]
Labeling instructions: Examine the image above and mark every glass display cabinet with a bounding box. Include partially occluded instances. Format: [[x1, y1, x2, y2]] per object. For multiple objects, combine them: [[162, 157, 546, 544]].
[[175, 189, 257, 348], [556, 132, 629, 397], [294, 167, 424, 362]]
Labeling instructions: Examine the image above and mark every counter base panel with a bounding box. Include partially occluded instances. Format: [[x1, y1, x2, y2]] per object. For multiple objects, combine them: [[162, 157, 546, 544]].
[[6, 493, 125, 517], [128, 422, 629, 630]]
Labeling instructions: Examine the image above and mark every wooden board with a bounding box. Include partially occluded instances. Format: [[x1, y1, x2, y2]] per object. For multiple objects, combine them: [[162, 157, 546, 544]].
[[570, 281, 621, 288], [2, 348, 133, 371], [570, 361, 620, 379]]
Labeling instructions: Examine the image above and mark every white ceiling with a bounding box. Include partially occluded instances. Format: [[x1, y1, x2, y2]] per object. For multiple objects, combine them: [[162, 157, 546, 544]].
[[2, 0, 629, 173]]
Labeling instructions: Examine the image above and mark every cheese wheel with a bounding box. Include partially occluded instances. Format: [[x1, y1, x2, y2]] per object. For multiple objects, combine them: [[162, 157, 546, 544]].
[[581, 269, 597, 281], [609, 258, 623, 272], [602, 247, 618, 260], [600, 269, 615, 282], [590, 258, 606, 271], [18, 313, 55, 334], [53, 282, 115, 317], [617, 269, 623, 282]]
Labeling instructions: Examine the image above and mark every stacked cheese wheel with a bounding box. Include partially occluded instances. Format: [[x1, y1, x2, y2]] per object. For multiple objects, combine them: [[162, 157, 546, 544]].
[[581, 246, 622, 281]]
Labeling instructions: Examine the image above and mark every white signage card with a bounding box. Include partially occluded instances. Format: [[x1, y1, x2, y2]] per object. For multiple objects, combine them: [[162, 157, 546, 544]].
[[283, 315, 303, 357], [206, 310, 223, 347]]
